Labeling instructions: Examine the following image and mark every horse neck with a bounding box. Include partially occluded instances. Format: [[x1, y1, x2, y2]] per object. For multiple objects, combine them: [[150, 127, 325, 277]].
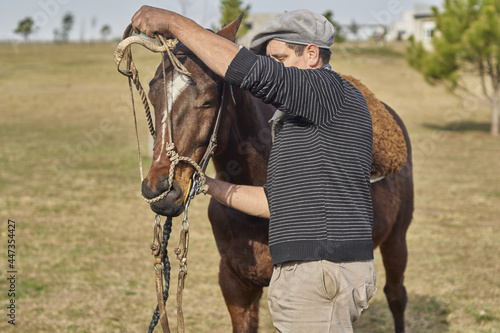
[[212, 85, 272, 186]]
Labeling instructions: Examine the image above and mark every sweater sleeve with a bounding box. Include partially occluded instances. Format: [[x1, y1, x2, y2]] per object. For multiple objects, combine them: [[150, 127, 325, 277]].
[[224, 47, 345, 125]]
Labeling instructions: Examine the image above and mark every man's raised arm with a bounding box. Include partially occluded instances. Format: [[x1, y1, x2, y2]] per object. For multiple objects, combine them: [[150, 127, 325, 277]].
[[131, 5, 240, 78]]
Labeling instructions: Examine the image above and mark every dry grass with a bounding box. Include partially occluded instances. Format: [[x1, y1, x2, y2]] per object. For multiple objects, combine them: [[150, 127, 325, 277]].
[[0, 41, 498, 333]]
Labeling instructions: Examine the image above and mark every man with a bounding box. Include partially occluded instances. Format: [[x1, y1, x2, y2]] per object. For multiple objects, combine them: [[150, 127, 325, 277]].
[[132, 7, 376, 332]]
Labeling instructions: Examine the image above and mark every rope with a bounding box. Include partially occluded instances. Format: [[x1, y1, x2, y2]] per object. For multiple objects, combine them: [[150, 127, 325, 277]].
[[115, 30, 193, 139], [115, 27, 212, 333], [148, 216, 173, 333], [115, 29, 212, 195], [130, 64, 156, 138], [157, 35, 192, 78], [143, 143, 209, 204]]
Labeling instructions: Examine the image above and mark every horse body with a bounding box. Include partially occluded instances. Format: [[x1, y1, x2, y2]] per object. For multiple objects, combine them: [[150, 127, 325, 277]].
[[141, 18, 413, 333], [371, 104, 413, 333], [208, 89, 274, 331]]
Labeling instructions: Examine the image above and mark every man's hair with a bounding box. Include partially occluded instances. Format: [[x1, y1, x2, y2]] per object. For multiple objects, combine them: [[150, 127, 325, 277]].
[[285, 43, 331, 65]]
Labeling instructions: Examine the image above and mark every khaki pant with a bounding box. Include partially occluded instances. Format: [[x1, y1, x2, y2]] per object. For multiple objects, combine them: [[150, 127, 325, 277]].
[[267, 260, 376, 333]]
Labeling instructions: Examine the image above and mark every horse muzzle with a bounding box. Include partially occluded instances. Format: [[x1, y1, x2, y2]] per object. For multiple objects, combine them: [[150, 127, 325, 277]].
[[142, 176, 185, 217]]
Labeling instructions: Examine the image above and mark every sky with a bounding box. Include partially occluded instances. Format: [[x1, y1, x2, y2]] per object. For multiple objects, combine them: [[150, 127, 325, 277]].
[[1, 0, 441, 42]]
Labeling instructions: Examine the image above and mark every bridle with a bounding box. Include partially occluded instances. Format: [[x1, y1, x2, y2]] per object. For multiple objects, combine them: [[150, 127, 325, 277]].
[[114, 26, 228, 200], [114, 25, 230, 333]]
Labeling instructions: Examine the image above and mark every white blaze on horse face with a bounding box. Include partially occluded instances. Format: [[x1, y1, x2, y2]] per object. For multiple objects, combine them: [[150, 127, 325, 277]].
[[156, 71, 191, 163]]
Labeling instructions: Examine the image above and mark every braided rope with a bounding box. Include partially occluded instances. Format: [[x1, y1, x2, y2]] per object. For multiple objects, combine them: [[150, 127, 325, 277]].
[[143, 143, 208, 204], [115, 33, 192, 138], [115, 30, 212, 204], [147, 216, 173, 333], [130, 65, 156, 138], [116, 29, 208, 333], [157, 35, 192, 78]]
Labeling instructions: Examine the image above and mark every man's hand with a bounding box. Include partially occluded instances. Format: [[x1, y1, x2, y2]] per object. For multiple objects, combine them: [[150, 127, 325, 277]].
[[131, 6, 173, 38], [130, 6, 240, 78]]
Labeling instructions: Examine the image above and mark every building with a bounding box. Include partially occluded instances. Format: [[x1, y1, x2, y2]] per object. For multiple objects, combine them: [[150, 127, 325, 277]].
[[386, 4, 436, 48]]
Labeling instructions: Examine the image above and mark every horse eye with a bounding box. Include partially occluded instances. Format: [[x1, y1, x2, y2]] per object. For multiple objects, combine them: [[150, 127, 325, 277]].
[[201, 101, 213, 109]]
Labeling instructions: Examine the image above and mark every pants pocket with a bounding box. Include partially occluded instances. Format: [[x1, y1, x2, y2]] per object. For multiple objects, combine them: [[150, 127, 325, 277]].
[[351, 261, 377, 310], [353, 282, 376, 317], [320, 261, 338, 300]]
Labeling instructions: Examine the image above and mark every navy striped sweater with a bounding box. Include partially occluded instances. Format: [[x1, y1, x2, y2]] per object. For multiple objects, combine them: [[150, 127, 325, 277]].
[[225, 47, 374, 265]]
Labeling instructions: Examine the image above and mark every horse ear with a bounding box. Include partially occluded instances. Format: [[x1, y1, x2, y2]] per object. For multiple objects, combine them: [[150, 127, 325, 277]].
[[216, 12, 244, 41]]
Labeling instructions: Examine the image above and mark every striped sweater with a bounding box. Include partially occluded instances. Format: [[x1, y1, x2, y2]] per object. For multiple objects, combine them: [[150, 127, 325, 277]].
[[225, 47, 374, 265]]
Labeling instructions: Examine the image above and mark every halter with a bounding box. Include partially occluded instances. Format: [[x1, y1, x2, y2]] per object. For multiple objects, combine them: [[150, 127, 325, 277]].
[[114, 26, 231, 333], [143, 54, 227, 204], [114, 28, 228, 201]]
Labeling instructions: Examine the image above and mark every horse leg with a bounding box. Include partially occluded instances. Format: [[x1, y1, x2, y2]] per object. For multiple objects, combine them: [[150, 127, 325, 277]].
[[219, 259, 263, 333], [379, 215, 410, 333]]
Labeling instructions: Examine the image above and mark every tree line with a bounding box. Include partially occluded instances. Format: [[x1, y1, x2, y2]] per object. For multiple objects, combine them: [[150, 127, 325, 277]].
[[13, 0, 498, 135], [14, 13, 111, 43], [14, 0, 346, 43]]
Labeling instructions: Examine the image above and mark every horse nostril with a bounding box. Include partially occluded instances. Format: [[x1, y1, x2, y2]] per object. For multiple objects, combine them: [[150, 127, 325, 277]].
[[141, 176, 171, 199], [141, 176, 184, 216], [141, 178, 155, 199], [154, 175, 170, 194]]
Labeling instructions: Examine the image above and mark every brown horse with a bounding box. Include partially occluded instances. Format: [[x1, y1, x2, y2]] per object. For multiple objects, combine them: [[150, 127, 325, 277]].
[[140, 17, 413, 333]]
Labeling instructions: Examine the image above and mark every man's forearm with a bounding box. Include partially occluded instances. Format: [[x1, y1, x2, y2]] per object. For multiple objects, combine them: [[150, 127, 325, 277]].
[[206, 177, 270, 219], [131, 6, 239, 77]]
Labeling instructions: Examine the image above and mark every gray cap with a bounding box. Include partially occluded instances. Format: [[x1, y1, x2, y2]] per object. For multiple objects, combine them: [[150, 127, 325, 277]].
[[250, 9, 336, 55]]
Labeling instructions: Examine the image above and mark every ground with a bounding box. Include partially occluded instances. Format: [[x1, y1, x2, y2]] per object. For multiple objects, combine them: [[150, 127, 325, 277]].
[[0, 41, 499, 332]]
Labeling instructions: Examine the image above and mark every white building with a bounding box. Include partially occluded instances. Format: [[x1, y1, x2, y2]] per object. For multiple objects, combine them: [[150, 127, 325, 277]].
[[240, 7, 437, 47], [387, 4, 436, 47]]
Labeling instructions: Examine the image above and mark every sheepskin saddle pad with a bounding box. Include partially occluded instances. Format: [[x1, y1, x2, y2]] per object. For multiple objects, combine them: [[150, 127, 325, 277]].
[[340, 74, 408, 177]]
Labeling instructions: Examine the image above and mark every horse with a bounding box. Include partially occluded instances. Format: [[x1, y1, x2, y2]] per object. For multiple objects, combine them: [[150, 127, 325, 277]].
[[139, 16, 413, 333]]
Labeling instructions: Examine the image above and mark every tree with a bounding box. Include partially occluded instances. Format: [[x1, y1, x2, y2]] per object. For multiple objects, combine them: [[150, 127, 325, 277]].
[[100, 25, 111, 42], [54, 28, 61, 43], [60, 12, 75, 43], [220, 0, 251, 37], [14, 17, 37, 41], [323, 10, 345, 43], [348, 19, 360, 41], [407, 0, 500, 136], [91, 16, 98, 42]]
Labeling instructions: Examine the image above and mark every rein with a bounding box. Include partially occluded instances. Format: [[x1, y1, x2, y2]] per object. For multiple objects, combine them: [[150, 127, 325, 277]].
[[114, 25, 227, 332]]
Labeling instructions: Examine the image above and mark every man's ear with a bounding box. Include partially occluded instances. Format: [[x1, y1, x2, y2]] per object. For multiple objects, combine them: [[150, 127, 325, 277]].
[[216, 12, 244, 41], [306, 44, 321, 68]]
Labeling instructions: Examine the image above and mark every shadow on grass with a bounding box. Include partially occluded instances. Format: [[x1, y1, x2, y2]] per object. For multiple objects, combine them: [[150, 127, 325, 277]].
[[422, 121, 491, 133], [354, 294, 450, 333]]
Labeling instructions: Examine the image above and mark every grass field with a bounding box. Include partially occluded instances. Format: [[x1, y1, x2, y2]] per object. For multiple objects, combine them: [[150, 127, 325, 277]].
[[0, 41, 499, 333]]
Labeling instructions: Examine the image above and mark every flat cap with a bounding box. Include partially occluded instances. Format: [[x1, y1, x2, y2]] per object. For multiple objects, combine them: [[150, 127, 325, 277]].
[[250, 9, 336, 55]]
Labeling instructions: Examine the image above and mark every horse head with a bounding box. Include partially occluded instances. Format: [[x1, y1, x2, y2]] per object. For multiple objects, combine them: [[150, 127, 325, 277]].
[[142, 15, 244, 217]]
